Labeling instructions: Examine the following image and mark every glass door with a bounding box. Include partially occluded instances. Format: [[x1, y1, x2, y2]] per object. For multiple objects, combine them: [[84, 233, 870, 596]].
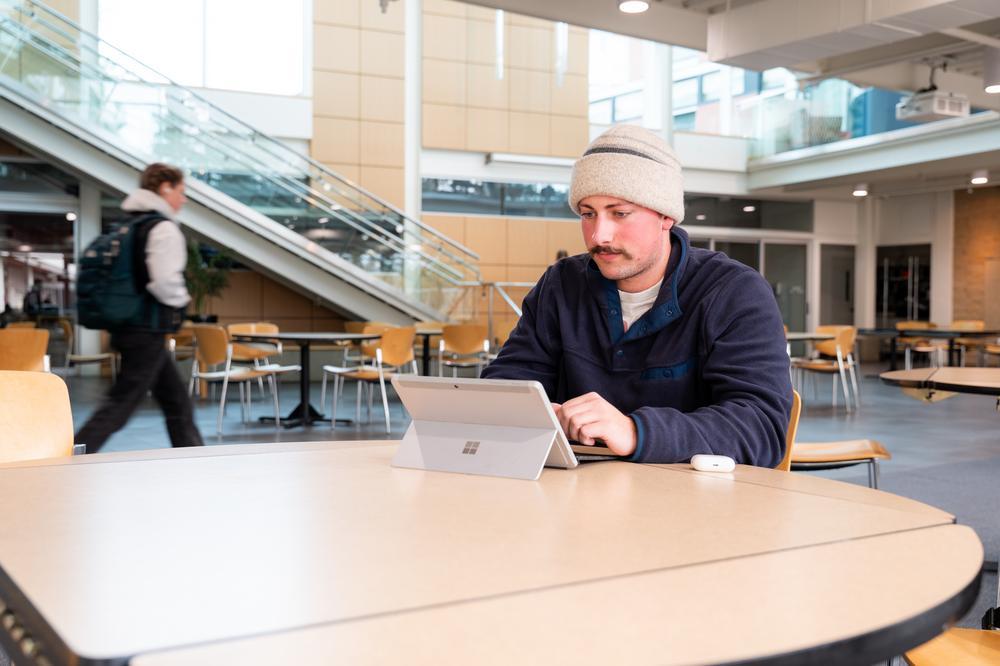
[[762, 243, 807, 333]]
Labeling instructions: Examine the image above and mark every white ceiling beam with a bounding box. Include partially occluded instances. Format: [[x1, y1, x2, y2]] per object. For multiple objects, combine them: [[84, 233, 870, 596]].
[[939, 27, 1000, 50], [458, 1, 708, 50]]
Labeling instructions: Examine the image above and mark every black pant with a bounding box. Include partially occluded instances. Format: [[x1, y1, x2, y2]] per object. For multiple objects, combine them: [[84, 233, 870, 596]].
[[75, 330, 204, 454]]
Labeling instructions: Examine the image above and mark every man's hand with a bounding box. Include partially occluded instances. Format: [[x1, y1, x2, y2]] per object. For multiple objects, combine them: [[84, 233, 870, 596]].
[[552, 392, 637, 457]]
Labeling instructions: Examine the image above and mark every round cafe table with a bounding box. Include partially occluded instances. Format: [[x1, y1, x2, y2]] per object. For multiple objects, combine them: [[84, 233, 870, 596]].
[[0, 443, 979, 666], [231, 332, 380, 427]]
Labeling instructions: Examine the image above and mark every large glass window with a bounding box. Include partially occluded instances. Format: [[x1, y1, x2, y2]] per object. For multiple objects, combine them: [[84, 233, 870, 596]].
[[98, 0, 306, 96], [422, 179, 573, 219]]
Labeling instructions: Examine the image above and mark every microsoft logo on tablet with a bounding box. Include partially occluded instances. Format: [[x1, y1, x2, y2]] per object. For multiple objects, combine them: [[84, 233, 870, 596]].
[[462, 441, 480, 455]]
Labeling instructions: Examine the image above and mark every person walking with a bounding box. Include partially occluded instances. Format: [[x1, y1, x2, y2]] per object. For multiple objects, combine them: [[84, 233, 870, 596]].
[[75, 163, 204, 453]]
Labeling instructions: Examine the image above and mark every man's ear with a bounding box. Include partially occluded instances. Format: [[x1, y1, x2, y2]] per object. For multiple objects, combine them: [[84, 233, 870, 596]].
[[661, 215, 676, 231]]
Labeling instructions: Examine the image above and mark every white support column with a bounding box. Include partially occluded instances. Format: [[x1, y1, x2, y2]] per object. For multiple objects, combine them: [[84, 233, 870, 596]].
[[402, 0, 423, 304], [75, 180, 102, 374], [929, 191, 954, 326], [855, 198, 877, 328], [806, 239, 821, 331], [658, 44, 673, 147]]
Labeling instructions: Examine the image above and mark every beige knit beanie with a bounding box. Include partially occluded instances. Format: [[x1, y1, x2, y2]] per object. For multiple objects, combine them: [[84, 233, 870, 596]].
[[568, 124, 685, 223]]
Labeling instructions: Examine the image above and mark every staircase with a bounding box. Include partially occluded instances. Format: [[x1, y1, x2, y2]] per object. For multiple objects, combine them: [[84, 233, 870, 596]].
[[0, 0, 480, 322]]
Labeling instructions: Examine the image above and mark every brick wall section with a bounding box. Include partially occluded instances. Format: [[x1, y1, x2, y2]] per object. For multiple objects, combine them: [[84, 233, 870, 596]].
[[953, 186, 1000, 320]]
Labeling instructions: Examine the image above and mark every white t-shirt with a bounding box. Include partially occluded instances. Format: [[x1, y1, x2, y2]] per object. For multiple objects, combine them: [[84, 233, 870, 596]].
[[618, 282, 661, 331]]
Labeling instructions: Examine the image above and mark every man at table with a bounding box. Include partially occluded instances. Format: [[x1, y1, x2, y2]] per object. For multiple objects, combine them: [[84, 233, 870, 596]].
[[481, 125, 792, 466]]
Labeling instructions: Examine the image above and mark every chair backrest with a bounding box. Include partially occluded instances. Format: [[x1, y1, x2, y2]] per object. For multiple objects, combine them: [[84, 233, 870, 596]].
[[7, 321, 36, 328], [415, 320, 448, 333], [379, 326, 416, 367], [361, 322, 393, 358], [0, 329, 49, 371], [57, 318, 74, 352], [896, 320, 935, 331], [0, 370, 74, 463], [192, 325, 230, 367], [814, 325, 856, 358], [344, 321, 367, 334], [227, 322, 279, 335], [775, 390, 801, 472], [949, 319, 984, 331], [442, 324, 488, 355], [168, 321, 195, 347]]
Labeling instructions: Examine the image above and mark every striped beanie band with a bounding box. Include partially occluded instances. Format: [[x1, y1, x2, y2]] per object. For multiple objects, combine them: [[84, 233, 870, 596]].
[[568, 124, 685, 223]]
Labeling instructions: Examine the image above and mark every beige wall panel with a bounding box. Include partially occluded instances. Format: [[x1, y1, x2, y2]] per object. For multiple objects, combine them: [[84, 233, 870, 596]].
[[466, 108, 508, 152], [314, 71, 360, 119], [321, 162, 361, 182], [423, 13, 468, 61], [422, 104, 467, 150], [422, 59, 467, 106], [508, 111, 550, 154], [546, 219, 587, 258], [260, 280, 314, 317], [424, 0, 467, 17], [466, 5, 498, 20], [550, 115, 589, 157], [507, 264, 546, 283], [509, 69, 551, 114], [567, 30, 588, 76], [360, 76, 404, 123], [467, 64, 508, 109], [550, 73, 588, 117], [315, 0, 360, 26], [421, 214, 466, 245], [360, 31, 404, 77], [360, 121, 404, 168], [211, 272, 262, 318], [464, 217, 508, 265], [360, 0, 405, 33], [359, 166, 405, 208], [313, 117, 360, 164], [506, 219, 550, 266], [507, 25, 552, 71], [492, 316, 520, 345], [44, 0, 79, 22], [466, 18, 501, 65], [270, 318, 314, 331], [315, 25, 360, 73]]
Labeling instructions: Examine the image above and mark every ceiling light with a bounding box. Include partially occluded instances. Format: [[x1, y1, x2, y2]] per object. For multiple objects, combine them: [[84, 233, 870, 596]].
[[618, 1, 649, 14], [65, 212, 77, 221], [971, 169, 989, 185], [984, 48, 1000, 94], [17, 244, 32, 252], [695, 213, 706, 221], [317, 217, 329, 224], [852, 183, 869, 197], [742, 205, 756, 213]]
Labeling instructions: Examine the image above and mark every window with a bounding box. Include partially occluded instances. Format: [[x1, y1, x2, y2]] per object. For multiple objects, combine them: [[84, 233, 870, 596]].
[[700, 71, 721, 103], [673, 78, 698, 108], [422, 179, 573, 219], [98, 0, 306, 96]]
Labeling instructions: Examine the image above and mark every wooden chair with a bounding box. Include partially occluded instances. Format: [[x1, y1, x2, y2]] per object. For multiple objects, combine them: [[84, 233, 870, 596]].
[[58, 318, 118, 381], [791, 325, 860, 411], [984, 344, 1000, 367], [0, 370, 77, 464], [330, 326, 416, 433], [947, 320, 986, 366], [6, 321, 36, 328], [0, 328, 50, 371], [775, 390, 802, 472], [897, 321, 940, 369], [438, 324, 489, 377], [166, 322, 196, 363], [790, 439, 891, 489], [320, 322, 384, 410], [189, 325, 299, 435]]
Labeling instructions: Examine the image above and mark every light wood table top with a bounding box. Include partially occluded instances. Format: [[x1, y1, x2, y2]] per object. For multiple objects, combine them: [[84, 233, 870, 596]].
[[881, 367, 1000, 396], [785, 331, 835, 342], [0, 443, 981, 666]]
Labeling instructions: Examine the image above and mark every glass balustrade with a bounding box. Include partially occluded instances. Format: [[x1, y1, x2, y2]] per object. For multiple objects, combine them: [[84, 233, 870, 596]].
[[0, 0, 478, 316]]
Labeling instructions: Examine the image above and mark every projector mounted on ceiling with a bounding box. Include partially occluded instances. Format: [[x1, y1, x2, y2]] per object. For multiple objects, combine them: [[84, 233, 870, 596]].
[[895, 59, 970, 123]]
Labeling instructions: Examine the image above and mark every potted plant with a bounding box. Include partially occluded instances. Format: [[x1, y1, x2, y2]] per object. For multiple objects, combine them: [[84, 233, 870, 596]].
[[185, 241, 231, 323]]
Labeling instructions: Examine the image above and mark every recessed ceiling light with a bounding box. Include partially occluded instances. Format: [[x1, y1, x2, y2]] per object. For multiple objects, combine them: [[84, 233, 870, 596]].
[[695, 213, 706, 221], [852, 183, 869, 197], [618, 1, 649, 14], [742, 205, 756, 213], [971, 169, 989, 185], [17, 244, 32, 252], [65, 212, 77, 221]]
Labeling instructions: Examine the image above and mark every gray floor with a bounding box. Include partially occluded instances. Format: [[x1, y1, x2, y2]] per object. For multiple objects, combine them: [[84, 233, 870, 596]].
[[63, 363, 999, 633]]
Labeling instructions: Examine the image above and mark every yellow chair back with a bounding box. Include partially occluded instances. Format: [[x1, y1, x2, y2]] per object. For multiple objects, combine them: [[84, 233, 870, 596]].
[[7, 321, 36, 328], [949, 320, 984, 331], [775, 390, 801, 472], [0, 370, 74, 463], [0, 329, 49, 371], [814, 325, 856, 358], [361, 322, 393, 359], [442, 324, 488, 356], [379, 326, 416, 367], [192, 325, 230, 368]]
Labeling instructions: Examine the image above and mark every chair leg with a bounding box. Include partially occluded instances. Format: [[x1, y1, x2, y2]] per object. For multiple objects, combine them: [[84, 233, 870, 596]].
[[837, 363, 851, 412], [218, 377, 230, 435], [831, 374, 838, 408], [905, 348, 912, 371], [271, 374, 281, 429], [378, 371, 391, 434], [331, 376, 341, 431], [871, 460, 881, 490], [238, 382, 246, 423], [367, 382, 374, 423], [320, 371, 328, 409]]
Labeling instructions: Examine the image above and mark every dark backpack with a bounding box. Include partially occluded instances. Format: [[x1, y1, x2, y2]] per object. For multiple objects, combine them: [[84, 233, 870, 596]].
[[77, 212, 183, 332]]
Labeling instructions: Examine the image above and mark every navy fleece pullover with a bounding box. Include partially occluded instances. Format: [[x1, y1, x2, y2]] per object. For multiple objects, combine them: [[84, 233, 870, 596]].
[[481, 226, 793, 467]]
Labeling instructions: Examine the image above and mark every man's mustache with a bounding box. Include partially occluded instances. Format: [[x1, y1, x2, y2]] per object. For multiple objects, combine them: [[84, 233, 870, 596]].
[[589, 245, 633, 259]]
